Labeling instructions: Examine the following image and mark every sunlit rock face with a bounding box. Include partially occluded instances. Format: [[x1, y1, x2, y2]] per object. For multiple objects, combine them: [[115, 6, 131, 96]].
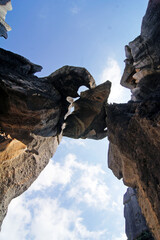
[[107, 0, 160, 239], [0, 0, 12, 39]]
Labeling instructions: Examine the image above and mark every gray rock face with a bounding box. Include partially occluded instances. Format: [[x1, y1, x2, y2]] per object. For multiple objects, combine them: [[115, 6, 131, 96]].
[[107, 97, 160, 239], [124, 188, 152, 240], [0, 0, 10, 4], [107, 1, 160, 239], [121, 0, 160, 101], [0, 0, 12, 39], [0, 22, 7, 38], [0, 48, 97, 143]]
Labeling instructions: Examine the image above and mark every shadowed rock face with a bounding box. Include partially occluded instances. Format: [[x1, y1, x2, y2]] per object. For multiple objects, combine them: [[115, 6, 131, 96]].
[[107, 97, 160, 239], [0, 48, 97, 142], [124, 188, 153, 240], [108, 0, 160, 238], [121, 0, 160, 101]]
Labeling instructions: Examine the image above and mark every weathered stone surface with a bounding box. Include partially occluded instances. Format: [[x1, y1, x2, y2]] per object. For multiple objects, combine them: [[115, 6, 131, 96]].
[[121, 0, 160, 100], [1, 1, 160, 239], [0, 0, 12, 39], [63, 81, 111, 139], [47, 65, 96, 98], [0, 49, 61, 143], [0, 133, 59, 229], [108, 1, 160, 239], [0, 48, 101, 228], [107, 96, 160, 239], [0, 48, 43, 74], [124, 188, 153, 240], [0, 48, 97, 142]]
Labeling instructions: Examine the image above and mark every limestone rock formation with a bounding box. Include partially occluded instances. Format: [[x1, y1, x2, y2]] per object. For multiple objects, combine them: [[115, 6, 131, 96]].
[[0, 0, 12, 39], [0, 48, 100, 228], [124, 188, 153, 240], [107, 0, 160, 238], [121, 0, 160, 101], [1, 0, 160, 239], [63, 80, 111, 139]]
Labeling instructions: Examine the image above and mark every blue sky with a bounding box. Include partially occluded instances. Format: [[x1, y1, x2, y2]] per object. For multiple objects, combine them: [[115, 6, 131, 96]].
[[1, 1, 148, 239]]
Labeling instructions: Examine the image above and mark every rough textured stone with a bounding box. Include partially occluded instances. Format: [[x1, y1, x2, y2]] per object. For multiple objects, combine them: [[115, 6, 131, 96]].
[[124, 188, 153, 240], [0, 48, 97, 142], [107, 97, 160, 239], [0, 0, 12, 39], [0, 133, 59, 229], [0, 48, 101, 228], [107, 1, 160, 239], [121, 0, 160, 100], [63, 81, 111, 139], [1, 1, 160, 239]]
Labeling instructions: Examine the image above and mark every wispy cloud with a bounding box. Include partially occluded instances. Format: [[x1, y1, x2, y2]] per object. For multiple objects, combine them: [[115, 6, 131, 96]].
[[37, 6, 50, 20], [112, 233, 127, 240], [67, 162, 111, 209], [1, 194, 106, 240], [100, 58, 130, 103], [1, 152, 125, 239], [1, 196, 31, 240], [29, 153, 110, 210], [29, 198, 81, 240], [29, 197, 106, 240], [74, 218, 106, 239], [61, 138, 87, 148], [70, 6, 80, 15], [28, 157, 73, 192]]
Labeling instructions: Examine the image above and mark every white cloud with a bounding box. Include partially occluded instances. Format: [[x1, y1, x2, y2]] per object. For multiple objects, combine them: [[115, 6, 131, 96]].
[[61, 138, 87, 148], [29, 153, 111, 210], [112, 233, 127, 240], [0, 196, 31, 240], [100, 58, 130, 103], [66, 156, 111, 209], [110, 194, 124, 213], [30, 198, 106, 240], [70, 6, 80, 15], [29, 198, 79, 240], [28, 156, 74, 192], [1, 153, 124, 239], [75, 218, 106, 239], [1, 196, 106, 240]]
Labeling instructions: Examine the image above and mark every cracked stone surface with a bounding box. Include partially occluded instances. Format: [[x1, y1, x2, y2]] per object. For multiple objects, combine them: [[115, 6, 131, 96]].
[[107, 1, 160, 238]]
